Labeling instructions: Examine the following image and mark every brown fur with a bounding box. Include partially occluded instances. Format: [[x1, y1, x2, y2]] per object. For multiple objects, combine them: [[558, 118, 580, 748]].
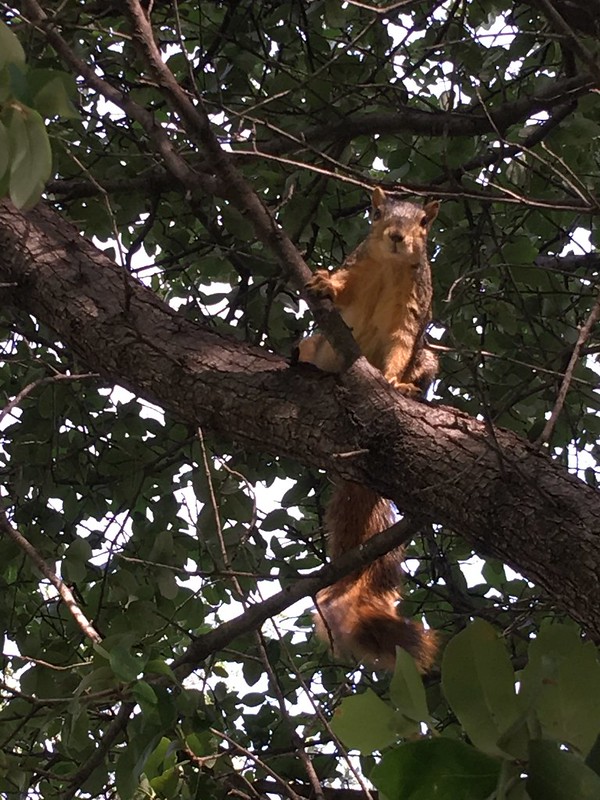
[[299, 187, 439, 671]]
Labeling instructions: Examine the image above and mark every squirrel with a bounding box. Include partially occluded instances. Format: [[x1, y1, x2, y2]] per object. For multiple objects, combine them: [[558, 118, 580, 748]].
[[297, 186, 439, 671]]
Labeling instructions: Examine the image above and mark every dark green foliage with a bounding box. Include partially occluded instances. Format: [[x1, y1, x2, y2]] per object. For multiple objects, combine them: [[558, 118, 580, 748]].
[[0, 0, 599, 797]]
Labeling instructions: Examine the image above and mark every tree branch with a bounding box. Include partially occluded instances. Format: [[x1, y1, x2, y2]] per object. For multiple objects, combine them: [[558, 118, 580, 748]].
[[537, 0, 600, 82], [122, 0, 361, 369], [173, 516, 420, 677], [535, 290, 600, 446], [535, 253, 600, 272], [24, 0, 362, 372], [251, 779, 379, 800], [61, 701, 135, 800], [0, 371, 97, 426], [0, 507, 102, 644], [248, 75, 597, 157], [1, 200, 599, 640]]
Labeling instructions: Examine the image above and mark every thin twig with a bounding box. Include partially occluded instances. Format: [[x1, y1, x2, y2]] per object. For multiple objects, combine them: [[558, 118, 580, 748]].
[[197, 426, 225, 545], [216, 456, 258, 536], [332, 448, 371, 459], [118, 553, 261, 578], [264, 619, 376, 800], [536, 290, 600, 446], [428, 342, 594, 387], [0, 372, 97, 426], [4, 654, 93, 671], [210, 728, 305, 800], [344, 0, 418, 11], [0, 507, 102, 644]]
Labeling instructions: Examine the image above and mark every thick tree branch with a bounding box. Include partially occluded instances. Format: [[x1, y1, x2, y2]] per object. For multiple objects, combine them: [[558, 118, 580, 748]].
[[22, 0, 361, 372], [0, 200, 599, 640], [46, 170, 599, 213], [429, 100, 578, 187], [535, 252, 600, 272], [173, 517, 420, 677], [249, 75, 597, 156]]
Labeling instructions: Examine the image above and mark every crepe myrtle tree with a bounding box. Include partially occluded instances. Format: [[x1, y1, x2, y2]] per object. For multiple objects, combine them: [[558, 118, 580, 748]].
[[0, 2, 600, 798]]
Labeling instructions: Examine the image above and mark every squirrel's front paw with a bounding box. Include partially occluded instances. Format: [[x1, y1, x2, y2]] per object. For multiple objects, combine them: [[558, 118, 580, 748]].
[[306, 270, 335, 299], [388, 378, 422, 398]]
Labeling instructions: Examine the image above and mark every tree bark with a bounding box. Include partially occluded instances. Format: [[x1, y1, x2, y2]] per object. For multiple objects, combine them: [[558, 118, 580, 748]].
[[1, 199, 599, 635]]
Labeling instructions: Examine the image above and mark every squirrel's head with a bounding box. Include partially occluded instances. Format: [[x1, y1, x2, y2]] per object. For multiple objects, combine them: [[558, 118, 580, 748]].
[[369, 187, 439, 265]]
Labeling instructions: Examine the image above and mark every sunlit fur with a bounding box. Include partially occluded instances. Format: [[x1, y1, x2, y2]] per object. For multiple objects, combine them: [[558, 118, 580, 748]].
[[314, 483, 437, 671], [299, 187, 439, 671]]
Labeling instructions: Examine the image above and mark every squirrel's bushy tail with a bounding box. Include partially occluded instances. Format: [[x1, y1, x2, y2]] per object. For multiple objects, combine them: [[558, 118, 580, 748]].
[[314, 481, 436, 672]]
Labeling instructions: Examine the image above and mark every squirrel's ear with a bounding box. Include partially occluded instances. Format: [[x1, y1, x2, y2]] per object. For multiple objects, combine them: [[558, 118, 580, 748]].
[[423, 200, 440, 223], [372, 186, 387, 209]]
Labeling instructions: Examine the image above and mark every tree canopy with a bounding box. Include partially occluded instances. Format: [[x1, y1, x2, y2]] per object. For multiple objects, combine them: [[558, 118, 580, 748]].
[[0, 1, 599, 798]]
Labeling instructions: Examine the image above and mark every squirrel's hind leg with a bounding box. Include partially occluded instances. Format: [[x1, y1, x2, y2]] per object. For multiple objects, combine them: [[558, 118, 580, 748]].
[[401, 346, 438, 397]]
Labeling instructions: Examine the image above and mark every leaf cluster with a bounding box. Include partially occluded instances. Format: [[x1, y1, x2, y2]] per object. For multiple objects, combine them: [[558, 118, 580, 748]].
[[0, 0, 599, 797]]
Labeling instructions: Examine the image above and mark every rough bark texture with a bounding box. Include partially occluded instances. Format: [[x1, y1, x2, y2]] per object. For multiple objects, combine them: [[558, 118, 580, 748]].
[[1, 199, 599, 635]]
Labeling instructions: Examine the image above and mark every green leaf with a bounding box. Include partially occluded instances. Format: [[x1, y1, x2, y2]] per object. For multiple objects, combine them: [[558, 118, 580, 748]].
[[495, 710, 533, 761], [5, 62, 28, 104], [481, 559, 506, 590], [63, 707, 92, 756], [520, 623, 600, 755], [503, 238, 538, 265], [442, 619, 518, 755], [143, 736, 172, 780], [108, 645, 145, 683], [132, 680, 158, 712], [150, 766, 181, 797], [29, 69, 79, 119], [324, 0, 346, 27], [0, 21, 25, 69], [330, 689, 397, 754], [371, 738, 501, 800], [157, 569, 179, 600], [115, 745, 140, 800], [65, 537, 93, 561], [74, 666, 118, 696], [185, 731, 217, 762], [389, 647, 431, 733], [527, 740, 600, 800], [7, 105, 52, 209], [63, 537, 93, 583], [144, 659, 177, 682], [219, 203, 254, 240]]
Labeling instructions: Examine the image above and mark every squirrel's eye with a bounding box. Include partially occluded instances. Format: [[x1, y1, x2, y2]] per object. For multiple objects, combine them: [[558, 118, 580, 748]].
[[372, 209, 382, 221]]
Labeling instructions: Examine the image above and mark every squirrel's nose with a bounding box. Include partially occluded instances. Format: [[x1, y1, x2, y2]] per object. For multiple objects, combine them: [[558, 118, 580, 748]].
[[388, 231, 404, 243]]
